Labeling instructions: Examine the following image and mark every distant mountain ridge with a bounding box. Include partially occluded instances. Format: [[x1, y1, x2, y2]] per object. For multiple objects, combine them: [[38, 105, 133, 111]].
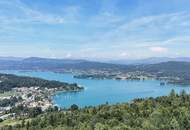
[[0, 57, 117, 71], [107, 57, 190, 65], [0, 56, 24, 61], [23, 57, 87, 64], [0, 57, 190, 71], [1, 56, 190, 65], [0, 56, 190, 72]]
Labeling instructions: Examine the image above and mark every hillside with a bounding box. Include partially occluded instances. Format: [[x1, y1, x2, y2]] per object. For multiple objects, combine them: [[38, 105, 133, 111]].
[[138, 61, 190, 81], [0, 73, 83, 93], [1, 90, 190, 130]]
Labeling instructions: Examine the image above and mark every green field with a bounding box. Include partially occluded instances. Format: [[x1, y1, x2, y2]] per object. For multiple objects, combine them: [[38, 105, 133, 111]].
[[0, 119, 21, 128], [0, 91, 19, 98]]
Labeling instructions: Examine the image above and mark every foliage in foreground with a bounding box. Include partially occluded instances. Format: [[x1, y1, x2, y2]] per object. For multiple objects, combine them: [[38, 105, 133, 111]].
[[1, 90, 190, 130]]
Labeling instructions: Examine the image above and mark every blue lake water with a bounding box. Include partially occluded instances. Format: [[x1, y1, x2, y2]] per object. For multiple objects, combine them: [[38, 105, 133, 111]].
[[1, 70, 190, 108]]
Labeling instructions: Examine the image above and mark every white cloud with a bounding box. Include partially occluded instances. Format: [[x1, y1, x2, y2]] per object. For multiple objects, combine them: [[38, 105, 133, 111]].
[[149, 47, 168, 53], [120, 52, 130, 57], [65, 53, 72, 58], [101, 12, 190, 40], [0, 0, 81, 25], [84, 11, 190, 58]]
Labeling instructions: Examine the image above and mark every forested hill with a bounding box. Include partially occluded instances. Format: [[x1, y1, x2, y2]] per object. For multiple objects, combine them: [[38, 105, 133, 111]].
[[2, 90, 190, 130], [0, 73, 83, 93], [139, 61, 190, 72], [138, 61, 190, 81]]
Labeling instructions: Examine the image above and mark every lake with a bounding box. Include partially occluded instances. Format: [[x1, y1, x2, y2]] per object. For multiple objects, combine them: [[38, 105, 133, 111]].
[[1, 70, 190, 108]]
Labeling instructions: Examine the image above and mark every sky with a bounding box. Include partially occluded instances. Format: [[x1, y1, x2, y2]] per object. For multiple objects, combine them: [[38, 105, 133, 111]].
[[0, 0, 190, 60]]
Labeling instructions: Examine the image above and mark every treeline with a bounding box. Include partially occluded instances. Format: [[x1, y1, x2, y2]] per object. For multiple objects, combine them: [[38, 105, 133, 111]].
[[9, 106, 43, 118], [0, 97, 22, 107], [0, 73, 83, 93], [2, 90, 190, 130]]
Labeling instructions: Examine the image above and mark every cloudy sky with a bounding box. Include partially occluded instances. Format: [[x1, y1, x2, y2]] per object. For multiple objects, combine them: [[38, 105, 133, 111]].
[[0, 0, 190, 60]]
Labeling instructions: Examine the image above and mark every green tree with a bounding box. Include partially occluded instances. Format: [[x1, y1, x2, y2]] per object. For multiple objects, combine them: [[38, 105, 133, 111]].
[[169, 118, 180, 130]]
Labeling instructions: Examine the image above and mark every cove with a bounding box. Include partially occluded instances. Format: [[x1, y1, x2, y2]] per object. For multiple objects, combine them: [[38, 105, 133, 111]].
[[1, 70, 190, 108]]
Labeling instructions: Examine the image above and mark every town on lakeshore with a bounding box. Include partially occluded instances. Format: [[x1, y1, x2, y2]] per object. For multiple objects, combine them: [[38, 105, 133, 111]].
[[0, 73, 83, 123]]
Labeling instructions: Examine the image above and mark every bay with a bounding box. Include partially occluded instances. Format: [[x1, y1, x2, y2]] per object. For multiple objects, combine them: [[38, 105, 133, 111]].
[[1, 70, 190, 108]]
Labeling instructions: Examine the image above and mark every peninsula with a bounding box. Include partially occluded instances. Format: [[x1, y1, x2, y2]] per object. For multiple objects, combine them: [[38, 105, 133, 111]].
[[0, 73, 83, 122]]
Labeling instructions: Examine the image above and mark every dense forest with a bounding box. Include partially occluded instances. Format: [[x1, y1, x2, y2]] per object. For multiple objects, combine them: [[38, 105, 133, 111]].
[[0, 73, 83, 93], [0, 97, 22, 107], [1, 90, 190, 130]]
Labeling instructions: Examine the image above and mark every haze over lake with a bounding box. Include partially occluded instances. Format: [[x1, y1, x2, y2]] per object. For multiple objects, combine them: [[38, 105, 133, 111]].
[[1, 70, 190, 108]]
